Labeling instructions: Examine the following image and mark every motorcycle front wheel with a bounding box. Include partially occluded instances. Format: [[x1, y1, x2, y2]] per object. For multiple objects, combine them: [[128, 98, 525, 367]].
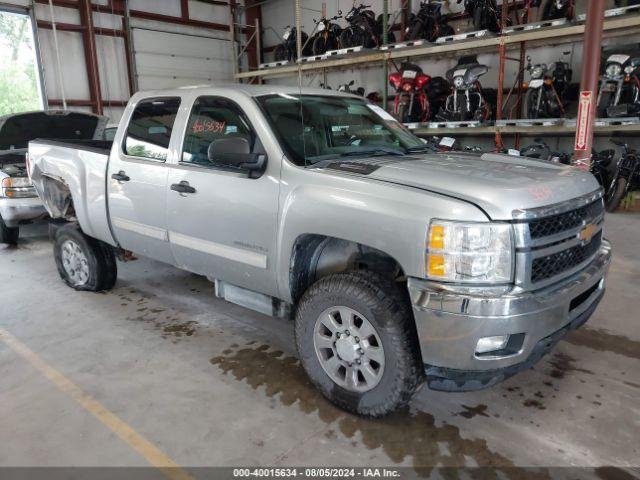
[[597, 91, 614, 118], [312, 34, 336, 55], [524, 88, 542, 119], [339, 28, 364, 48], [406, 19, 424, 41], [274, 44, 288, 62], [605, 176, 628, 212]]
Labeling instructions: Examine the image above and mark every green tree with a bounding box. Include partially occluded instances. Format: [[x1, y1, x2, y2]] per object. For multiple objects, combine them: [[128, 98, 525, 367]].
[[0, 12, 40, 116]]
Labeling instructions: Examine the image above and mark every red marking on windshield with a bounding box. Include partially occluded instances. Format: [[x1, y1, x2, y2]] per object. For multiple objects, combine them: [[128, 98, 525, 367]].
[[192, 119, 226, 134]]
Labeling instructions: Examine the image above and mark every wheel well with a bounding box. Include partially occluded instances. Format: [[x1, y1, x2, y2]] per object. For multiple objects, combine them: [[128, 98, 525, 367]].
[[289, 234, 405, 304], [41, 175, 76, 220]]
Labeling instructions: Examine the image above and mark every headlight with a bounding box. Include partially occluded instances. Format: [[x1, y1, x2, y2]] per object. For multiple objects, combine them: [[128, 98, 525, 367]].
[[426, 220, 514, 284], [625, 65, 635, 74], [531, 66, 544, 79], [453, 76, 464, 88], [317, 22, 326, 31], [1, 177, 37, 198], [606, 63, 622, 77]]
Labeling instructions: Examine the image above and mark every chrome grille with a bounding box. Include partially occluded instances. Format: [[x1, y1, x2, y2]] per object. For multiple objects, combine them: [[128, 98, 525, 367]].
[[528, 200, 604, 240], [531, 231, 603, 283], [513, 191, 605, 290]]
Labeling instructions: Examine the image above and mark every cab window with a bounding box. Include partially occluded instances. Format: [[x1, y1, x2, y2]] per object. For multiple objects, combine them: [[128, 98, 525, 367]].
[[124, 97, 181, 161], [182, 96, 256, 167]]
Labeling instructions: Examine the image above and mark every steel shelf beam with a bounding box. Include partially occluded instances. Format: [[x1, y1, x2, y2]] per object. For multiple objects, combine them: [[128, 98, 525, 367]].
[[409, 123, 640, 138]]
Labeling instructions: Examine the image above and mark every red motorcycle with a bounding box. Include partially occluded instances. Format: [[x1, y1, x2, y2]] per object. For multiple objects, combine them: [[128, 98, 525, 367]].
[[389, 63, 432, 123]]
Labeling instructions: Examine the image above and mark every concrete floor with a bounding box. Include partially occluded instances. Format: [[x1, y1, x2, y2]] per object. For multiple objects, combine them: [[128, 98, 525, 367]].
[[0, 214, 639, 477]]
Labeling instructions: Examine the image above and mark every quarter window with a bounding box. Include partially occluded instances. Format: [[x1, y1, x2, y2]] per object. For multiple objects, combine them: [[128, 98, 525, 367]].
[[182, 96, 256, 166], [124, 97, 181, 161]]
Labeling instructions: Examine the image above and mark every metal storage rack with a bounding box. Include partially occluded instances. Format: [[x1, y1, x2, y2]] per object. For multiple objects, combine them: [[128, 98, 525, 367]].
[[230, 1, 640, 148]]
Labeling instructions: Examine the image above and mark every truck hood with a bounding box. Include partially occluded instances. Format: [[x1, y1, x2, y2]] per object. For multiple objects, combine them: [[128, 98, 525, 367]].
[[0, 110, 107, 152], [318, 152, 601, 220]]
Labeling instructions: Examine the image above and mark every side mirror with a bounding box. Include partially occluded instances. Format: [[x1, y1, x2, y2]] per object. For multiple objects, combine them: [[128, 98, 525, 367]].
[[208, 137, 266, 178]]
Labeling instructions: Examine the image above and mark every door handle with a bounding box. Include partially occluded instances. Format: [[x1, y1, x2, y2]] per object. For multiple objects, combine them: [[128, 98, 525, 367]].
[[170, 181, 196, 194], [111, 171, 130, 182]]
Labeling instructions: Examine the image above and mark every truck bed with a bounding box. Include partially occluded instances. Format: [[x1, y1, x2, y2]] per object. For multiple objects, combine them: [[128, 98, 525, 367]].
[[28, 139, 116, 246]]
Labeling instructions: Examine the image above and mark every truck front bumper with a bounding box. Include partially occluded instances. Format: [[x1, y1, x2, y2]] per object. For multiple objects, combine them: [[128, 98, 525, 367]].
[[0, 197, 47, 228], [408, 240, 612, 392]]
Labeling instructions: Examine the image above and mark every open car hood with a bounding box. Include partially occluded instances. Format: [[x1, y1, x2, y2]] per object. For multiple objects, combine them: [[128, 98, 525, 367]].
[[0, 110, 107, 153]]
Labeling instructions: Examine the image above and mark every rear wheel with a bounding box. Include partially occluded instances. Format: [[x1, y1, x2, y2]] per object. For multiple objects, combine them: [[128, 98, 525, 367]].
[[295, 271, 422, 417], [0, 215, 19, 245], [605, 176, 628, 212], [54, 224, 117, 291]]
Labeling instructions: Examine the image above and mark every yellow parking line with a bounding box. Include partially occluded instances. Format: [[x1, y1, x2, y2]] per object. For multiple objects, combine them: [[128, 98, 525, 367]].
[[0, 328, 192, 480]]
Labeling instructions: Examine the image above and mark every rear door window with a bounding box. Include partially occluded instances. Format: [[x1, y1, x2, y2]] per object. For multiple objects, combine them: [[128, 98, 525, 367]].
[[124, 97, 181, 161]]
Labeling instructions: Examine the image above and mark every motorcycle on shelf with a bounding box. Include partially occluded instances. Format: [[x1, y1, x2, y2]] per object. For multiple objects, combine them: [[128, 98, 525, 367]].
[[597, 52, 640, 118], [389, 63, 433, 123], [590, 148, 615, 188], [338, 80, 366, 96], [605, 140, 640, 212], [340, 3, 396, 49], [405, 1, 454, 42], [540, 0, 574, 21], [523, 51, 572, 119], [438, 55, 491, 122], [311, 12, 343, 55], [520, 139, 571, 164], [457, 0, 503, 33], [274, 26, 312, 61]]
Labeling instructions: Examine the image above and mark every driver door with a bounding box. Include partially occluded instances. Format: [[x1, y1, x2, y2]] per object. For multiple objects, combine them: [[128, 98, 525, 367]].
[[166, 95, 280, 297]]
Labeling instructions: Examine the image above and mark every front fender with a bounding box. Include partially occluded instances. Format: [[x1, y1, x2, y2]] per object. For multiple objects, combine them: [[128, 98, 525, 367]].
[[275, 167, 488, 302]]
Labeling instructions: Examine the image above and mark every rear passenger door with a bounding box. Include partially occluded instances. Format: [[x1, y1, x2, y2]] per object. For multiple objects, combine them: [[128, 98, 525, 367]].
[[107, 97, 180, 263], [166, 95, 280, 297]]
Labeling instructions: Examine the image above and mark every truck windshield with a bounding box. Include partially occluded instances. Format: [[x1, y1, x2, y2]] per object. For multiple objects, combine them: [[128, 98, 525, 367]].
[[256, 94, 426, 166]]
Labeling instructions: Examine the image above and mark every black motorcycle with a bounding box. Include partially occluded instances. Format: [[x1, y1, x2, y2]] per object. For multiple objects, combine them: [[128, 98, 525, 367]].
[[597, 52, 640, 118], [340, 3, 395, 49], [338, 80, 366, 96], [605, 140, 639, 212], [457, 0, 503, 32], [311, 12, 343, 55], [540, 0, 574, 21], [405, 1, 454, 42], [520, 139, 571, 164], [523, 51, 572, 118], [274, 26, 312, 61], [438, 55, 491, 121], [590, 148, 615, 188]]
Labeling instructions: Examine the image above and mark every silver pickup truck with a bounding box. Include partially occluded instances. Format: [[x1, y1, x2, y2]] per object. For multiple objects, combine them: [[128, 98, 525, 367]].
[[28, 85, 611, 417]]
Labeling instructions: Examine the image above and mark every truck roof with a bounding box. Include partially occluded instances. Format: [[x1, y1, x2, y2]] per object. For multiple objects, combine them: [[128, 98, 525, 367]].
[[129, 84, 360, 102]]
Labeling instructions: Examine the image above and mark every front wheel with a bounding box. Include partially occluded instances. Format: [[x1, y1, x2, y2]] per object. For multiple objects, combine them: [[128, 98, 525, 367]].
[[295, 271, 423, 417], [524, 88, 542, 119], [274, 44, 288, 62], [339, 28, 363, 48], [54, 223, 117, 291], [0, 215, 19, 245], [605, 176, 628, 212], [312, 34, 336, 55]]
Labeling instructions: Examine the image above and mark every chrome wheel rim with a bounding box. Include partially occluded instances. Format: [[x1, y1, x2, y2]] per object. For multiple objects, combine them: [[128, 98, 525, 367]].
[[61, 240, 90, 286], [313, 306, 385, 393]]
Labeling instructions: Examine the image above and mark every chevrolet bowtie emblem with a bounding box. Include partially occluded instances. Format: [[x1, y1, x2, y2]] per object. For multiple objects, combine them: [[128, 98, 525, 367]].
[[579, 224, 598, 244]]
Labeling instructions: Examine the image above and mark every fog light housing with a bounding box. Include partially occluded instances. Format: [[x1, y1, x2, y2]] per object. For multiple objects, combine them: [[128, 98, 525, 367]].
[[476, 335, 510, 354]]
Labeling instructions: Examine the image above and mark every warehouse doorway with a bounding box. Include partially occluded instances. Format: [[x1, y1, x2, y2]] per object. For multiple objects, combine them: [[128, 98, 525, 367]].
[[0, 8, 44, 116]]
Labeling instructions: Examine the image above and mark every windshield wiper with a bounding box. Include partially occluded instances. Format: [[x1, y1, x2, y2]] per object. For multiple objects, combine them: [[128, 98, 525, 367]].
[[405, 145, 437, 154], [339, 147, 405, 157]]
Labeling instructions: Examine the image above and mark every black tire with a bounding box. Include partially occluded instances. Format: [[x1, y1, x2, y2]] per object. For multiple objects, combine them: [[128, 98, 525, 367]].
[[294, 271, 423, 418], [340, 28, 363, 48], [597, 91, 614, 118], [605, 176, 628, 212], [524, 88, 541, 119], [274, 44, 288, 62], [473, 6, 484, 31], [53, 223, 117, 291], [406, 20, 423, 41], [312, 34, 335, 55], [0, 215, 19, 245]]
